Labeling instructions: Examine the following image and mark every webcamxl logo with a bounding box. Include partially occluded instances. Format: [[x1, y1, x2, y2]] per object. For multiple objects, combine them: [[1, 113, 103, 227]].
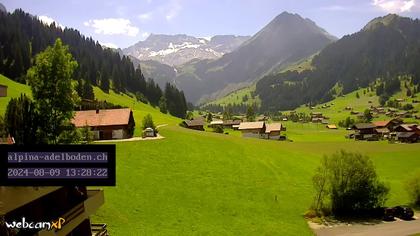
[[4, 217, 66, 231]]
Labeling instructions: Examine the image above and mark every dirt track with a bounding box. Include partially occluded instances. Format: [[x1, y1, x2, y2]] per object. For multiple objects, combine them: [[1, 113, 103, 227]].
[[314, 218, 420, 236]]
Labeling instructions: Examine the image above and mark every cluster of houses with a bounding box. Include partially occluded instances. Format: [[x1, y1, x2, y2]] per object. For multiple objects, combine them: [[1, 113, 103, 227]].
[[351, 119, 420, 143], [310, 112, 329, 124], [182, 117, 286, 140], [347, 105, 418, 120]]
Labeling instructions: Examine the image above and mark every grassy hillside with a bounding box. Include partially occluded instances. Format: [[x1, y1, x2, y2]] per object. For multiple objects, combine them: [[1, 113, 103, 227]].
[[289, 86, 420, 124], [0, 74, 32, 116], [0, 74, 181, 136], [3, 73, 420, 235], [92, 125, 420, 235], [204, 55, 314, 107], [204, 84, 260, 107], [92, 87, 181, 136]]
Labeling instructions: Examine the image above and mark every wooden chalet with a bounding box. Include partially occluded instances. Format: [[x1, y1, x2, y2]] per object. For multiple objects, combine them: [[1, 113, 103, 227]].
[[223, 120, 241, 128], [238, 121, 266, 138], [72, 108, 135, 140], [393, 124, 420, 143], [264, 123, 283, 139], [373, 119, 402, 131], [0, 84, 7, 97], [310, 112, 323, 118], [352, 123, 378, 140], [326, 124, 337, 129], [396, 132, 418, 143], [209, 120, 223, 128], [182, 118, 205, 131]]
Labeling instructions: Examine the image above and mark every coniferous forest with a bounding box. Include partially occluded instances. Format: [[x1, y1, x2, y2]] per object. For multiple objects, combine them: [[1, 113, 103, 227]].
[[0, 9, 187, 118], [256, 15, 420, 111]]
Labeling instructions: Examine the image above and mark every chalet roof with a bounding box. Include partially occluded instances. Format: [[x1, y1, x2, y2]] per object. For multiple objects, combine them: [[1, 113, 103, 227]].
[[184, 119, 205, 127], [193, 116, 206, 122], [397, 124, 417, 131], [397, 132, 417, 138], [326, 125, 337, 129], [238, 121, 265, 130], [353, 123, 376, 130], [72, 108, 132, 128], [265, 123, 282, 133], [373, 121, 391, 127], [210, 120, 223, 125], [223, 120, 241, 125]]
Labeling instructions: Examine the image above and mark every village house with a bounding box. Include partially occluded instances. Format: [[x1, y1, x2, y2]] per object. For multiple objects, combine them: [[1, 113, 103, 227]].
[[373, 119, 402, 132], [310, 112, 323, 118], [209, 120, 224, 128], [182, 118, 205, 131], [394, 124, 419, 133], [371, 106, 386, 114], [393, 124, 419, 143], [257, 115, 269, 121], [396, 132, 418, 143], [395, 111, 411, 118], [72, 108, 135, 140], [223, 119, 241, 129], [350, 110, 360, 115], [326, 124, 337, 129], [238, 121, 266, 138], [264, 123, 283, 139], [352, 123, 378, 140], [0, 84, 7, 97]]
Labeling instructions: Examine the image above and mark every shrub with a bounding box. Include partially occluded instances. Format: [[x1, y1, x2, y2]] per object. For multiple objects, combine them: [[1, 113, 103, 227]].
[[135, 92, 148, 104], [405, 172, 420, 206], [142, 114, 156, 130], [213, 126, 224, 133], [402, 103, 414, 110], [311, 150, 389, 216]]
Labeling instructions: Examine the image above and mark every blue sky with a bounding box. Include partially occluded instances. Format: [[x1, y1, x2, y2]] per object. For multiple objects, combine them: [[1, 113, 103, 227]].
[[2, 0, 420, 48]]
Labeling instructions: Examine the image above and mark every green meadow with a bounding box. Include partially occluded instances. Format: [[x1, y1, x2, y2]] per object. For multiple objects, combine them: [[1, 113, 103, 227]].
[[2, 74, 420, 235], [93, 125, 420, 235]]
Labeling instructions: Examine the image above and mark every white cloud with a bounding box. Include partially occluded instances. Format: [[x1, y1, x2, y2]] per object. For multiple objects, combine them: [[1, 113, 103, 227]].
[[99, 42, 118, 49], [38, 15, 64, 29], [84, 18, 139, 37], [165, 0, 182, 21], [372, 0, 416, 13], [138, 12, 153, 22]]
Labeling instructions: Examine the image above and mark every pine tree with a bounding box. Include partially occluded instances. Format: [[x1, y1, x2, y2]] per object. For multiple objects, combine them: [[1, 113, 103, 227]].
[[5, 94, 38, 144], [159, 96, 167, 113], [246, 105, 256, 122]]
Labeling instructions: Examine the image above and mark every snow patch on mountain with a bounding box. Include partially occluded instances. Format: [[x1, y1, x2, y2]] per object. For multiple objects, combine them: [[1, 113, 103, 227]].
[[123, 34, 250, 66]]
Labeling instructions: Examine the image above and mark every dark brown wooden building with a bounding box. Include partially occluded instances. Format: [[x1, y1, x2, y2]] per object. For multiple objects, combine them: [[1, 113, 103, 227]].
[[0, 84, 7, 97], [72, 108, 135, 140], [352, 123, 378, 140], [182, 119, 205, 131]]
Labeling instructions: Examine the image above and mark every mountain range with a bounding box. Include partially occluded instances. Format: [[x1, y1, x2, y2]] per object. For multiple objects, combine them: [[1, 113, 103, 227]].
[[256, 14, 420, 111], [123, 34, 250, 66], [123, 12, 337, 104]]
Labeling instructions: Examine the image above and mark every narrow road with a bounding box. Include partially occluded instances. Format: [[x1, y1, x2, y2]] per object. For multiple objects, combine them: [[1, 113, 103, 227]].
[[156, 124, 168, 128], [314, 219, 420, 236]]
